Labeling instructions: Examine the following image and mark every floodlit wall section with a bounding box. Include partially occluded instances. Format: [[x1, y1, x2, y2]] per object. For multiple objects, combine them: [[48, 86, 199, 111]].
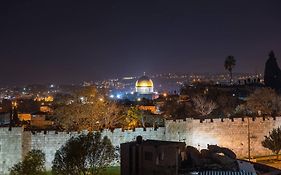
[[1, 117, 281, 174], [0, 128, 23, 175], [165, 117, 280, 157], [29, 128, 166, 170]]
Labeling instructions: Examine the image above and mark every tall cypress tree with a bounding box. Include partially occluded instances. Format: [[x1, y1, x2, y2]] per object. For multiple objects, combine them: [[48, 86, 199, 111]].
[[264, 51, 281, 90]]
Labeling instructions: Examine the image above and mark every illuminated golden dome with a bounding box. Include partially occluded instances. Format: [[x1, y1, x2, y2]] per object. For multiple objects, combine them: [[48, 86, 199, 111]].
[[135, 75, 154, 94], [135, 76, 153, 87]]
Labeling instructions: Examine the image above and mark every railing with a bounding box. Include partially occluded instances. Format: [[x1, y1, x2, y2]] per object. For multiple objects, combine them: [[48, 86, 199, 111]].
[[198, 171, 255, 175]]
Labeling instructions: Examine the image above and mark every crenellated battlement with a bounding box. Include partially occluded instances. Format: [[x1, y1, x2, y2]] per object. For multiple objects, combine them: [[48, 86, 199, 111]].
[[0, 127, 23, 133], [165, 116, 281, 124], [26, 127, 164, 136], [1, 116, 281, 174], [1, 116, 279, 136]]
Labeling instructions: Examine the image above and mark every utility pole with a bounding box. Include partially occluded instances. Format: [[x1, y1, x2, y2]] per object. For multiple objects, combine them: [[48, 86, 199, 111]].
[[247, 117, 251, 161]]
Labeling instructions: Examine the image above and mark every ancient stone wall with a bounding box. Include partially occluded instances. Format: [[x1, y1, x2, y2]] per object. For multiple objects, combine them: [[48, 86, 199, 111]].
[[165, 117, 281, 158], [0, 127, 23, 175], [0, 127, 166, 173], [28, 131, 80, 170], [1, 117, 281, 174], [28, 127, 166, 170]]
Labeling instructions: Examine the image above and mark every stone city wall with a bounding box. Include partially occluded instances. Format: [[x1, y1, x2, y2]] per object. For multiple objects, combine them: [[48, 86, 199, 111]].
[[0, 127, 166, 174], [0, 127, 23, 175], [165, 117, 281, 157], [28, 127, 166, 170], [1, 117, 281, 174]]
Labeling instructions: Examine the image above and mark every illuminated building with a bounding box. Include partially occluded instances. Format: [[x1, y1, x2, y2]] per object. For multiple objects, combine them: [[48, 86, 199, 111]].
[[135, 75, 154, 94], [134, 75, 155, 100], [18, 113, 32, 121], [110, 74, 157, 101]]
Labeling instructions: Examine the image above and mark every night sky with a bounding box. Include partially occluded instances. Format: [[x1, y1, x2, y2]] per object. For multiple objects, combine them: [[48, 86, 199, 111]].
[[1, 0, 281, 85]]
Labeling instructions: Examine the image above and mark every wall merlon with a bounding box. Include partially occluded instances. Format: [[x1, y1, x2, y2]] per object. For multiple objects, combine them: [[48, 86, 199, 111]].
[[134, 128, 144, 132], [113, 128, 122, 133]]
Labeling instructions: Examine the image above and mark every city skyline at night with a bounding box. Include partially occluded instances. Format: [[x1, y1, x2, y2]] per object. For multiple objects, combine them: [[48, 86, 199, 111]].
[[2, 1, 281, 175], [1, 1, 281, 85]]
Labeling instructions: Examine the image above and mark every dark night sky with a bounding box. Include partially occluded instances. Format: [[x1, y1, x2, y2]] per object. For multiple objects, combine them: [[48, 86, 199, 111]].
[[1, 0, 281, 85]]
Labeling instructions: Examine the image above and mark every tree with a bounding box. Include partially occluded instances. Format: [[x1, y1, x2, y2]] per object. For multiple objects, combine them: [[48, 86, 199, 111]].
[[246, 88, 281, 116], [192, 95, 217, 117], [95, 101, 127, 130], [262, 127, 281, 159], [52, 132, 115, 175], [204, 88, 241, 117], [54, 86, 126, 131], [125, 107, 142, 129], [10, 150, 46, 175], [264, 50, 281, 91], [224, 55, 236, 84], [161, 98, 193, 119], [53, 93, 74, 106]]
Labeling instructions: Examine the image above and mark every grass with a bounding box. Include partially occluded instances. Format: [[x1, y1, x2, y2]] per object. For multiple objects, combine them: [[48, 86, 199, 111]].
[[103, 166, 120, 175], [46, 166, 120, 175]]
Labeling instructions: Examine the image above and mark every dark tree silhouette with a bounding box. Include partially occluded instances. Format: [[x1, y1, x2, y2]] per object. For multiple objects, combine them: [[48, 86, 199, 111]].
[[262, 127, 281, 160], [246, 88, 281, 116], [10, 150, 46, 175], [52, 132, 116, 175], [264, 51, 281, 91], [192, 95, 217, 117], [161, 98, 190, 119], [224, 56, 236, 84]]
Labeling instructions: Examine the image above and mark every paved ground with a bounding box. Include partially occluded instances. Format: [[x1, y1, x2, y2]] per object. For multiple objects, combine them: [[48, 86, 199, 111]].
[[258, 160, 281, 169]]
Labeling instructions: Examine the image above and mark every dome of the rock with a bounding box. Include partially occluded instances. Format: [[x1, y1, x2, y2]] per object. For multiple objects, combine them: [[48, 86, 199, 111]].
[[135, 75, 154, 94]]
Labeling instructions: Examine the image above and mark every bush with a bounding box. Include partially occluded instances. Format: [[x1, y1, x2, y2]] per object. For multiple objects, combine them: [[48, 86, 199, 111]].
[[52, 132, 116, 175], [10, 150, 46, 175]]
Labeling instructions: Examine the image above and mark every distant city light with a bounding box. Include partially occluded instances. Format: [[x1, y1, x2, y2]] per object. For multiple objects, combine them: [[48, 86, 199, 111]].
[[123, 77, 135, 80], [110, 95, 114, 98], [116, 94, 121, 99], [137, 98, 141, 101]]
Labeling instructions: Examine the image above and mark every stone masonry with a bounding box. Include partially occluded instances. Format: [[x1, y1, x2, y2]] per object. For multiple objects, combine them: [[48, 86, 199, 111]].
[[0, 117, 281, 174]]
